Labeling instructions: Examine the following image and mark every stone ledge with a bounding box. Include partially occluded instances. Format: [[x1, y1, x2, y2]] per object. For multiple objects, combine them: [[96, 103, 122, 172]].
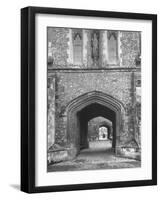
[[116, 147, 141, 161], [48, 145, 77, 164], [48, 149, 68, 164], [48, 67, 141, 74]]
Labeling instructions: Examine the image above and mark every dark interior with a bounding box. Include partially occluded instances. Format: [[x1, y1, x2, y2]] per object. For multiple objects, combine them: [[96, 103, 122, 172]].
[[77, 103, 116, 151]]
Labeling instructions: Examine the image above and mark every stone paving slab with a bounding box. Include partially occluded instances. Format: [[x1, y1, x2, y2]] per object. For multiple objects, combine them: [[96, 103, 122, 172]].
[[48, 147, 141, 172]]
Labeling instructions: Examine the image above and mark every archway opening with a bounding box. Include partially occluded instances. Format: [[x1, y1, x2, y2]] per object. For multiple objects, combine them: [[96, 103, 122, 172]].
[[66, 91, 124, 158], [77, 103, 116, 154], [87, 116, 113, 153], [98, 126, 108, 140]]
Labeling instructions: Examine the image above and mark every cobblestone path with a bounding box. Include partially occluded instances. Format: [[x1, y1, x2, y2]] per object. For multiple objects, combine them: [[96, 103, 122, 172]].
[[48, 141, 141, 172]]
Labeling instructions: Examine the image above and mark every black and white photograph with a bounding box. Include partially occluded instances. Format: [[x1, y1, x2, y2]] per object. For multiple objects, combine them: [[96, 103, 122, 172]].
[[20, 6, 157, 193], [47, 27, 141, 172]]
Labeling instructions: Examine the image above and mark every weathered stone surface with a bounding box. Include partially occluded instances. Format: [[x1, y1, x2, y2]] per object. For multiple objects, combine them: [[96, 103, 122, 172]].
[[116, 146, 141, 161], [47, 70, 140, 148], [48, 27, 69, 66], [47, 77, 55, 148], [47, 28, 141, 162], [54, 71, 132, 105], [48, 150, 68, 164], [120, 32, 140, 67], [48, 28, 141, 69]]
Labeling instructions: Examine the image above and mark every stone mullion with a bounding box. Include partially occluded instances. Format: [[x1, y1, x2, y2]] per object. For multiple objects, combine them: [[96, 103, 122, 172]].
[[67, 29, 73, 65], [86, 30, 92, 67], [102, 30, 108, 67], [106, 30, 110, 65], [47, 77, 55, 149], [117, 31, 121, 66], [131, 72, 137, 144], [82, 30, 88, 67]]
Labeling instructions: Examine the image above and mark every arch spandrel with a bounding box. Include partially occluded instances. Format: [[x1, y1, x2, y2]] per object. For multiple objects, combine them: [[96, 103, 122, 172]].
[[66, 91, 125, 114]]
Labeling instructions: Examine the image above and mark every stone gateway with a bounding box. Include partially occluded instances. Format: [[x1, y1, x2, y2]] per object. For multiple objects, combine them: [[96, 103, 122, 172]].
[[47, 28, 141, 170]]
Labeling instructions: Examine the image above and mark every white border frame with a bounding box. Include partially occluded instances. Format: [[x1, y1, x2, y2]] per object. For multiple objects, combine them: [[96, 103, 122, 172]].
[[35, 14, 152, 187]]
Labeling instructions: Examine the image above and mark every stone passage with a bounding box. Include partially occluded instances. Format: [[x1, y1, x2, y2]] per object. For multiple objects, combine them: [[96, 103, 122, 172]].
[[88, 117, 113, 141], [66, 91, 125, 158], [48, 140, 141, 172], [47, 28, 141, 170]]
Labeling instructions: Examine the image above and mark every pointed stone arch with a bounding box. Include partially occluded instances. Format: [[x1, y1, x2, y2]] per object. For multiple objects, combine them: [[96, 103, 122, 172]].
[[65, 91, 125, 157]]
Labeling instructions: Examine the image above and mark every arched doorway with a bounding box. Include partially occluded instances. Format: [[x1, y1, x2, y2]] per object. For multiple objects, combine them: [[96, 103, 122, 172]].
[[97, 120, 113, 141], [98, 126, 108, 140], [66, 91, 125, 157], [87, 117, 113, 151], [78, 102, 116, 150]]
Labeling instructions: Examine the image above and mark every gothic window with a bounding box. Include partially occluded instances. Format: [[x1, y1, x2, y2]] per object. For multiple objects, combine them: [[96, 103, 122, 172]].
[[73, 30, 83, 65], [107, 31, 118, 64]]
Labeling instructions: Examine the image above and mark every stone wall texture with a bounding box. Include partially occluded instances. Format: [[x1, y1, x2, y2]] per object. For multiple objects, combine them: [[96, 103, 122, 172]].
[[48, 70, 139, 147], [48, 28, 141, 69], [48, 27, 69, 66], [47, 28, 141, 159], [120, 32, 140, 67]]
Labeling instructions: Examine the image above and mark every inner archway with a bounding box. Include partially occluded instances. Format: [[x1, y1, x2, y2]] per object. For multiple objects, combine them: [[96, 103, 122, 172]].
[[98, 126, 108, 140], [86, 116, 113, 154], [77, 103, 116, 152]]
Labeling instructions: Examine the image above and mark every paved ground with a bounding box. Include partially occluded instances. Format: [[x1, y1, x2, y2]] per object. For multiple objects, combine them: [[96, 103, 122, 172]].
[[48, 141, 141, 172]]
